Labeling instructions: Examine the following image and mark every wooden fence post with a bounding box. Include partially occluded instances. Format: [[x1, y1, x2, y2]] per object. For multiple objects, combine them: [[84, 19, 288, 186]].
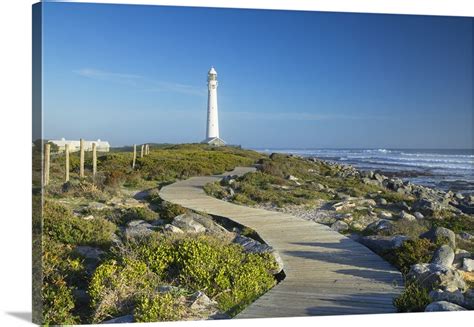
[[140, 144, 144, 158], [80, 138, 85, 178], [92, 142, 97, 177], [65, 144, 70, 182], [132, 144, 137, 169], [44, 143, 50, 186]]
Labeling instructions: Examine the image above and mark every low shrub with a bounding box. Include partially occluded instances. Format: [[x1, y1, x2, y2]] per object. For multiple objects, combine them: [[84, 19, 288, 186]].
[[42, 238, 84, 325], [43, 201, 117, 248], [393, 281, 431, 312], [89, 258, 160, 323], [383, 238, 438, 274], [126, 234, 277, 316], [134, 292, 186, 322], [430, 213, 474, 234]]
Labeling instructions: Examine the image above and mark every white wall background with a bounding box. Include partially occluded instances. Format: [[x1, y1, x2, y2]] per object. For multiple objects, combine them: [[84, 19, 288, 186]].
[[0, 1, 472, 326]]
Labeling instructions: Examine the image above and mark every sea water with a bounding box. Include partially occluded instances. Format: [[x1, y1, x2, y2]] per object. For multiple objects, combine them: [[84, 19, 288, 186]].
[[256, 148, 474, 194]]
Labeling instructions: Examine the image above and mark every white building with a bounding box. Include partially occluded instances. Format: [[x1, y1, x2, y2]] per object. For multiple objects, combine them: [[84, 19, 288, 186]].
[[49, 138, 110, 152], [202, 67, 226, 146]]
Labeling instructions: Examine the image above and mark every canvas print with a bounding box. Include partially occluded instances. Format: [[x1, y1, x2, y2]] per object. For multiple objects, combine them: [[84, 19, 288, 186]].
[[32, 1, 474, 325]]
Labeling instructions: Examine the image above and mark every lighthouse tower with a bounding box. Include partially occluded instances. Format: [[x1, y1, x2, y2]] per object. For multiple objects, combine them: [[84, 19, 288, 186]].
[[202, 67, 226, 146]]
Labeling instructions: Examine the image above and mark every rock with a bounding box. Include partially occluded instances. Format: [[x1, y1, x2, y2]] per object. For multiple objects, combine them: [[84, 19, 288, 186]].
[[462, 258, 474, 272], [189, 291, 217, 311], [82, 215, 94, 220], [359, 235, 408, 254], [172, 213, 207, 233], [421, 227, 456, 249], [287, 175, 299, 181], [233, 234, 284, 274], [463, 289, 474, 309], [429, 289, 464, 306], [399, 210, 416, 221], [102, 315, 134, 324], [412, 198, 441, 215], [331, 201, 356, 212], [362, 177, 380, 187], [407, 263, 466, 292], [208, 312, 231, 320], [431, 245, 455, 267], [414, 212, 424, 220], [164, 224, 184, 234], [87, 202, 109, 211], [425, 301, 467, 312], [374, 173, 385, 183], [378, 198, 388, 206], [124, 220, 155, 238], [331, 221, 349, 233], [74, 246, 105, 261], [454, 249, 471, 268], [458, 231, 474, 241], [364, 219, 394, 234], [455, 193, 464, 200], [396, 201, 411, 212], [378, 211, 393, 220], [358, 199, 377, 207]]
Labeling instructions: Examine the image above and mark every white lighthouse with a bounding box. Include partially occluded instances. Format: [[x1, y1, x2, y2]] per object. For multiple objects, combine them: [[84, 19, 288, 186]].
[[202, 67, 226, 146]]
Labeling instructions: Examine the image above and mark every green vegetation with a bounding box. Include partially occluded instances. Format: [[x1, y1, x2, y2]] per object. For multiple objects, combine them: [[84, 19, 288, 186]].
[[43, 201, 116, 248], [430, 212, 474, 234], [383, 238, 438, 274], [205, 154, 413, 208], [88, 234, 277, 322], [134, 293, 186, 322], [393, 281, 431, 312], [123, 234, 277, 316], [42, 238, 84, 325]]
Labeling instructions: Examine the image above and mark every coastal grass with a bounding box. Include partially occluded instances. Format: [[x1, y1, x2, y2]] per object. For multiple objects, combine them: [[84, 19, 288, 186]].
[[205, 154, 413, 208]]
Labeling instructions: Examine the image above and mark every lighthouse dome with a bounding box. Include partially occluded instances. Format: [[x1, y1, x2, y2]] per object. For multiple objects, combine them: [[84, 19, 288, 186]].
[[208, 67, 217, 75]]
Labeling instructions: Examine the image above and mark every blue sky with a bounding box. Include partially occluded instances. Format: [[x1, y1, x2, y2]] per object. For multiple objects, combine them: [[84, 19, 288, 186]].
[[41, 3, 473, 148]]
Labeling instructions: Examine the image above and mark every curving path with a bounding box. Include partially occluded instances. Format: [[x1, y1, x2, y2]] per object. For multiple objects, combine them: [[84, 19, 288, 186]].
[[160, 167, 404, 318]]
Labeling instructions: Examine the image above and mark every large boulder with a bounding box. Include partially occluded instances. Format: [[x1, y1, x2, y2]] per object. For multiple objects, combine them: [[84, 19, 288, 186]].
[[463, 289, 474, 309], [399, 211, 416, 221], [378, 211, 393, 220], [462, 258, 474, 272], [163, 224, 184, 234], [364, 219, 394, 234], [407, 263, 466, 292], [412, 198, 442, 216], [425, 301, 467, 312], [232, 234, 284, 274], [431, 245, 455, 267], [331, 221, 349, 233], [358, 235, 408, 254], [420, 227, 456, 249], [429, 289, 464, 306], [124, 220, 155, 238], [171, 213, 207, 233], [189, 291, 218, 311]]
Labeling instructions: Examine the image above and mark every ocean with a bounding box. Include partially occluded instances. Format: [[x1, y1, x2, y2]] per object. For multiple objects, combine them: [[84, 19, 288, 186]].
[[256, 148, 474, 194]]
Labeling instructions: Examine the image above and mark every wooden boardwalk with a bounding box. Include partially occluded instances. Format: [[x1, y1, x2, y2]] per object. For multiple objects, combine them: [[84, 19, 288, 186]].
[[160, 167, 404, 318]]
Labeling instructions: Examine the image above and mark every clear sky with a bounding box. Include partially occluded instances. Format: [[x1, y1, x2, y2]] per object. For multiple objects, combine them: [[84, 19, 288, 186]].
[[41, 2, 473, 149]]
